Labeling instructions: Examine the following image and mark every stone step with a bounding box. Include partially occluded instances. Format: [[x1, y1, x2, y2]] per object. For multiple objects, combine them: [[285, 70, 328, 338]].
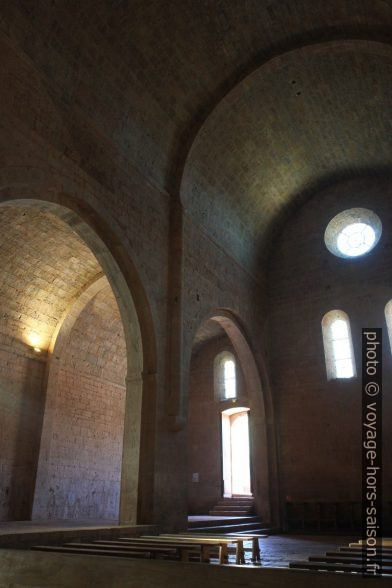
[[218, 497, 253, 501], [213, 504, 253, 510], [188, 518, 266, 534], [231, 528, 273, 536], [210, 497, 255, 517], [188, 516, 261, 529], [219, 496, 254, 501], [189, 525, 268, 534], [212, 509, 253, 512], [209, 510, 251, 516], [216, 501, 254, 507]]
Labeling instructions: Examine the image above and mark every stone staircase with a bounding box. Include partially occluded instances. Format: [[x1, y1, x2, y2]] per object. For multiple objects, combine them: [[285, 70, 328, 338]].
[[188, 516, 268, 535], [209, 496, 254, 517], [188, 496, 270, 535]]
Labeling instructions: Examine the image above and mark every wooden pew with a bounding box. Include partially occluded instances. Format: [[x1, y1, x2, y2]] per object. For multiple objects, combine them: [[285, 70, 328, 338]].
[[290, 560, 392, 574], [158, 534, 243, 564], [289, 540, 392, 576], [32, 535, 255, 566], [91, 539, 203, 562], [161, 532, 266, 563], [354, 538, 392, 547], [140, 535, 235, 564], [341, 546, 392, 554], [62, 541, 194, 561], [31, 544, 174, 560], [108, 536, 217, 563], [310, 554, 392, 565]]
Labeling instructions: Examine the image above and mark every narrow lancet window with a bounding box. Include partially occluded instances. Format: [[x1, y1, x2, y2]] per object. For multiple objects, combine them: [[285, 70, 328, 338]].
[[214, 351, 237, 400], [322, 310, 356, 380]]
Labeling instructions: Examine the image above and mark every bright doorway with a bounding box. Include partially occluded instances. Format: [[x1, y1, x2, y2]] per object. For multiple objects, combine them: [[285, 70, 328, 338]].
[[221, 407, 251, 497]]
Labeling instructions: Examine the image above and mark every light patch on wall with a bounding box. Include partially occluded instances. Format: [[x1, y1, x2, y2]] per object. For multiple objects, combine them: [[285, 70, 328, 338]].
[[26, 331, 44, 353]]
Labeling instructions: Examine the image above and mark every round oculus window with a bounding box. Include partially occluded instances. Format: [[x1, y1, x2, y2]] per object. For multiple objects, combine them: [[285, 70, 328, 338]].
[[324, 208, 382, 259]]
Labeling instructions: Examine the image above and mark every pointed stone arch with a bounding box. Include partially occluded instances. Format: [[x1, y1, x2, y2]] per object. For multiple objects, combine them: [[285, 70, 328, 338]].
[[0, 170, 157, 524], [189, 309, 279, 525]]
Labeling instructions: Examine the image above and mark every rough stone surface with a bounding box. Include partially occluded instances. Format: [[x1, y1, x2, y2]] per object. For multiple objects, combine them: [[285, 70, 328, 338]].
[[33, 283, 126, 521], [0, 207, 101, 521], [269, 176, 392, 506], [0, 207, 100, 351]]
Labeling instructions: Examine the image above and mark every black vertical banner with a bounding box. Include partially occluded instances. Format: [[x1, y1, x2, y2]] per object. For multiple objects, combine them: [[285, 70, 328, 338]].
[[362, 329, 382, 577]]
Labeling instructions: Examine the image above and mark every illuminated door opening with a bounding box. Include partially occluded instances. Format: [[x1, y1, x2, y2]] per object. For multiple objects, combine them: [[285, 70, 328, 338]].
[[221, 407, 251, 497]]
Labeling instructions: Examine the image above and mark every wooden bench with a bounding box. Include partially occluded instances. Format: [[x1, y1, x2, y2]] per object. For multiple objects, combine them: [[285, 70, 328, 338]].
[[162, 532, 267, 562], [31, 544, 175, 560], [311, 554, 392, 565], [289, 540, 392, 576], [91, 539, 204, 562], [290, 560, 392, 574], [341, 546, 392, 554], [32, 535, 257, 566], [114, 537, 215, 563], [140, 535, 236, 564], [351, 539, 392, 547]]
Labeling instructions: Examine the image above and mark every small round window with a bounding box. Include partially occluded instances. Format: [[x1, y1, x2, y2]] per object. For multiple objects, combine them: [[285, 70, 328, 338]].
[[324, 208, 382, 259]]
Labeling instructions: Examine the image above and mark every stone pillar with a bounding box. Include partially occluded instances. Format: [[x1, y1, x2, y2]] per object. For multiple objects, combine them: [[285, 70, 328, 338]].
[[119, 371, 157, 524], [119, 373, 143, 524], [136, 372, 157, 524]]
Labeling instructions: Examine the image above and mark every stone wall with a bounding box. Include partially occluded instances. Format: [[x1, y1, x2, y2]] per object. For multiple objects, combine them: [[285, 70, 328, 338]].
[[0, 24, 169, 523], [182, 217, 277, 523], [33, 284, 127, 520], [0, 341, 46, 520], [0, 13, 276, 527], [269, 176, 392, 510]]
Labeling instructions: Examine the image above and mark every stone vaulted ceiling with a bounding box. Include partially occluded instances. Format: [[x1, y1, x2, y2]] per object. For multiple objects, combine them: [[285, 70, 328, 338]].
[[2, 1, 392, 271], [0, 206, 103, 350], [182, 41, 392, 269]]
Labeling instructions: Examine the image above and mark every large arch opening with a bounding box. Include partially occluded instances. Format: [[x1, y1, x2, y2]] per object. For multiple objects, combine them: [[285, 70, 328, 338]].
[[187, 311, 277, 525], [0, 198, 155, 524]]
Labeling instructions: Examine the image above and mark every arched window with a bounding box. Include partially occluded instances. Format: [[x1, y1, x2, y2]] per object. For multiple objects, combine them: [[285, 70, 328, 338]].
[[321, 310, 356, 380], [214, 351, 237, 400], [385, 300, 392, 354]]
